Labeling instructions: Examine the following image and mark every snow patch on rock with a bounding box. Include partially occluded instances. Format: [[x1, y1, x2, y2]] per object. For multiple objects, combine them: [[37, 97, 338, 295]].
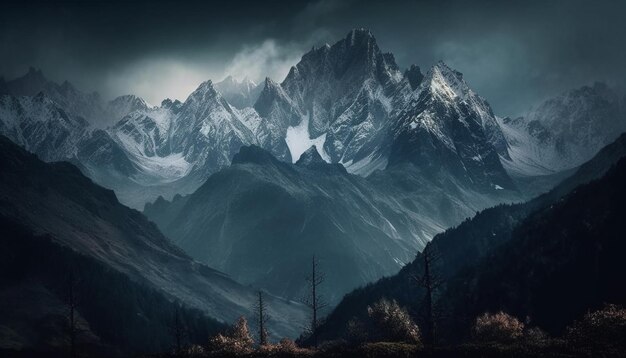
[[285, 115, 330, 163]]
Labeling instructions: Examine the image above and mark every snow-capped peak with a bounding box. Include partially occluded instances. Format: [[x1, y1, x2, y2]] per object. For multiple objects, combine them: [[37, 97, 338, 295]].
[[422, 61, 471, 101], [214, 75, 262, 109], [161, 98, 183, 112], [185, 80, 223, 105], [254, 77, 298, 118], [261, 77, 285, 96], [109, 94, 149, 110], [295, 145, 325, 166], [348, 27, 375, 46]]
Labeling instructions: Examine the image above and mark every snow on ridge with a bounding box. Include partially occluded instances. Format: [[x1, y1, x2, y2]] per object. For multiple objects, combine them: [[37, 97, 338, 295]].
[[285, 114, 330, 163], [343, 151, 388, 176]]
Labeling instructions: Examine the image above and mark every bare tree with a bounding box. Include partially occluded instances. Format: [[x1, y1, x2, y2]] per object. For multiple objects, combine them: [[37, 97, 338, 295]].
[[253, 290, 269, 346], [302, 255, 327, 348], [169, 303, 187, 353], [412, 244, 443, 347], [64, 269, 81, 358]]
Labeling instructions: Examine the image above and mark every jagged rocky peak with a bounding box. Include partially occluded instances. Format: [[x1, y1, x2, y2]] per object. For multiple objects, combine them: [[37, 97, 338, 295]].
[[231, 145, 279, 166], [295, 145, 325, 166], [254, 77, 277, 106], [217, 75, 257, 89], [161, 98, 183, 110], [499, 81, 626, 175], [185, 80, 223, 104], [404, 64, 424, 90], [214, 75, 262, 109], [105, 94, 151, 123], [260, 77, 282, 94], [254, 77, 295, 116], [5, 66, 49, 95], [343, 28, 397, 72], [423, 60, 471, 99], [218, 75, 237, 85], [109, 94, 149, 110], [346, 28, 376, 48], [282, 28, 401, 89]]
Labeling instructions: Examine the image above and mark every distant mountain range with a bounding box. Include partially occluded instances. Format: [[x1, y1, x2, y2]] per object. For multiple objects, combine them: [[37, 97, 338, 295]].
[[2, 29, 623, 209], [1, 28, 626, 353], [0, 29, 512, 209], [144, 142, 518, 304], [499, 82, 626, 176]]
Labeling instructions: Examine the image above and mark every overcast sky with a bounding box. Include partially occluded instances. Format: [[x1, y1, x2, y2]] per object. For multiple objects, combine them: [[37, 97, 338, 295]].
[[1, 0, 625, 115]]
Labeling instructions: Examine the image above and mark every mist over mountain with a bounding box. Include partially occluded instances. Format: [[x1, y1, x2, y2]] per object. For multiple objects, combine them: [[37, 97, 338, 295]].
[[499, 82, 626, 176], [1, 7, 626, 355], [1, 29, 520, 210], [144, 142, 518, 305]]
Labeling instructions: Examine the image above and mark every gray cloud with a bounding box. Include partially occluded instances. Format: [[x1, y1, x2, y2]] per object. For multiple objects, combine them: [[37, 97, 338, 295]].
[[224, 40, 304, 84], [1, 0, 624, 115]]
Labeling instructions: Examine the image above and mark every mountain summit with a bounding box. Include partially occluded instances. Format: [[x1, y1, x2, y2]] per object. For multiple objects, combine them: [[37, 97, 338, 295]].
[[1, 29, 516, 208], [296, 145, 325, 166]]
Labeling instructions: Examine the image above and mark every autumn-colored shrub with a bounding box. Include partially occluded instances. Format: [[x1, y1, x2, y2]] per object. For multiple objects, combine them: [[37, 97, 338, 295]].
[[566, 304, 626, 348], [366, 298, 421, 344], [256, 338, 313, 356], [276, 338, 301, 353], [208, 316, 254, 354], [472, 311, 524, 343]]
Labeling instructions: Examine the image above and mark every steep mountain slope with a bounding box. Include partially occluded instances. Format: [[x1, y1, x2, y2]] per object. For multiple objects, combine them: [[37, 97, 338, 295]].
[[438, 156, 626, 339], [257, 29, 513, 189], [279, 28, 405, 169], [0, 218, 226, 355], [0, 136, 307, 339], [144, 145, 519, 305], [168, 80, 259, 178], [0, 93, 89, 161], [106, 94, 151, 122], [214, 76, 262, 109], [1, 67, 108, 127], [500, 82, 626, 176], [0, 30, 516, 210], [145, 145, 419, 304], [0, 75, 274, 208], [388, 61, 512, 190], [80, 80, 290, 208], [311, 133, 626, 343]]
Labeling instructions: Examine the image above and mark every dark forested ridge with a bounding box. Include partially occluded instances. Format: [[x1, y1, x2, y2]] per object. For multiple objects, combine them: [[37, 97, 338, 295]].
[[439, 155, 626, 339], [0, 134, 306, 355], [0, 218, 225, 356], [311, 133, 626, 344]]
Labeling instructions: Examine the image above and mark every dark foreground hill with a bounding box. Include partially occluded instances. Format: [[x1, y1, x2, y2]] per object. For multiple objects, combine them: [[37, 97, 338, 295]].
[[311, 133, 626, 344], [0, 135, 306, 355]]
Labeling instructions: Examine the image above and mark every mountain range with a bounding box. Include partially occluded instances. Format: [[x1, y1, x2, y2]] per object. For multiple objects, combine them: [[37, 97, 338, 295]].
[[1, 28, 626, 354], [0, 135, 307, 348], [1, 29, 519, 209], [144, 142, 519, 304]]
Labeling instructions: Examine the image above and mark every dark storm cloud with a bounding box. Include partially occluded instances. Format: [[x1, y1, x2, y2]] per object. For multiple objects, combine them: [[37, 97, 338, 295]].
[[1, 0, 625, 115]]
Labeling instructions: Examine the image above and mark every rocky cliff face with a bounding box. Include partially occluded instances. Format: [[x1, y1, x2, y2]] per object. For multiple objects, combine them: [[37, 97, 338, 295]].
[[0, 30, 517, 208], [499, 82, 626, 176]]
